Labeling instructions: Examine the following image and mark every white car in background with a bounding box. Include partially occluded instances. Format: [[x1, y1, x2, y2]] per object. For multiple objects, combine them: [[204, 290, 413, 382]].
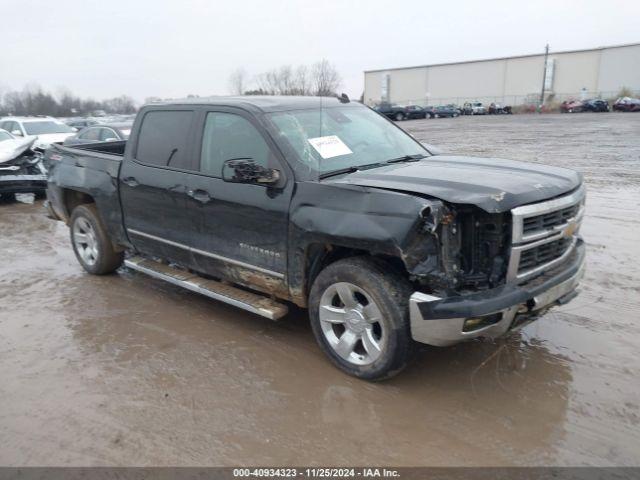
[[0, 117, 76, 150]]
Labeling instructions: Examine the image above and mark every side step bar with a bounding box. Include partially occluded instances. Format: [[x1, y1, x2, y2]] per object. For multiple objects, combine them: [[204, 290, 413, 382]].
[[124, 256, 288, 320]]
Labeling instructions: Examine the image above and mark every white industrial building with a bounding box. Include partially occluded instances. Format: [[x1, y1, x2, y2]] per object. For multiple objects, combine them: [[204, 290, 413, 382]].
[[363, 42, 640, 107]]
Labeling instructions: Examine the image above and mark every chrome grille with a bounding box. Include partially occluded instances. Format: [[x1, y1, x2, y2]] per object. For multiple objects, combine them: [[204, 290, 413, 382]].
[[518, 237, 573, 271], [522, 203, 581, 236], [507, 185, 585, 284]]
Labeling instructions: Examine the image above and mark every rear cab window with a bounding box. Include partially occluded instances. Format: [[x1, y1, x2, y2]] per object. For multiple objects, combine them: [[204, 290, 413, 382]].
[[135, 110, 196, 170]]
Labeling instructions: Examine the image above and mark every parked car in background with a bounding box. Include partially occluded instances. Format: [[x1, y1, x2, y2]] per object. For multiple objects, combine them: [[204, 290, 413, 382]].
[[560, 100, 584, 113], [447, 104, 462, 115], [373, 102, 408, 121], [66, 118, 101, 130], [63, 123, 132, 146], [433, 105, 459, 118], [403, 105, 430, 119], [612, 97, 640, 112], [582, 99, 609, 112], [46, 96, 586, 380], [462, 102, 486, 115], [488, 103, 513, 114], [0, 117, 76, 150], [0, 129, 47, 201]]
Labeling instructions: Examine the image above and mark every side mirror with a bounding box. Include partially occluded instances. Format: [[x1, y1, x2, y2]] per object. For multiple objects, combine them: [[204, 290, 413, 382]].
[[222, 158, 280, 185], [11, 130, 22, 137]]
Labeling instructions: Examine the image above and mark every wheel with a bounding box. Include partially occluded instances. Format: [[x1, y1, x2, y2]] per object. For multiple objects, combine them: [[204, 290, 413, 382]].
[[309, 257, 414, 380], [70, 204, 124, 275], [453, 113, 459, 117], [394, 112, 404, 121]]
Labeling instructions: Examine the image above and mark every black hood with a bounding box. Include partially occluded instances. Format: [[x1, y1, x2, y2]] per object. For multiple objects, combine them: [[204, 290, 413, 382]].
[[325, 155, 583, 213]]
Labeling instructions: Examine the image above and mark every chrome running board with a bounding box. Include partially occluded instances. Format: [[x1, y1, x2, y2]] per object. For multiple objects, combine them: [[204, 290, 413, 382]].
[[124, 256, 288, 320]]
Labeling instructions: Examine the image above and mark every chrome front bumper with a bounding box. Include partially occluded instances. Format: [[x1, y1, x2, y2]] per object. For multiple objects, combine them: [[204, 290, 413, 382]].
[[409, 239, 586, 347]]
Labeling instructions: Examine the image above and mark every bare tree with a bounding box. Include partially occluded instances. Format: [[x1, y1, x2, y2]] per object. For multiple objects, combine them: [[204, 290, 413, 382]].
[[0, 83, 138, 116], [255, 69, 280, 95], [228, 68, 248, 95], [311, 59, 342, 96], [293, 65, 310, 95]]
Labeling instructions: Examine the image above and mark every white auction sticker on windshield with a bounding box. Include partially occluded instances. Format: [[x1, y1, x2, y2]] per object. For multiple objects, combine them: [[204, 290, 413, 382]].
[[307, 135, 353, 159]]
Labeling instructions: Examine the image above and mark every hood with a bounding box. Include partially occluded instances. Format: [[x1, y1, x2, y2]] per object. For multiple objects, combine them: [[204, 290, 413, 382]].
[[0, 137, 37, 164], [326, 155, 582, 213], [32, 133, 75, 150]]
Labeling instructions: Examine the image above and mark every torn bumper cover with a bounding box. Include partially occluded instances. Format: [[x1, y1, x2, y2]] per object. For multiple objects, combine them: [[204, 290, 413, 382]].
[[409, 238, 586, 346]]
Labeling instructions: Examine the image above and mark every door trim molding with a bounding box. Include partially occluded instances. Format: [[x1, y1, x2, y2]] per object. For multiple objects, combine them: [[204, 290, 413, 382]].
[[127, 228, 285, 279]]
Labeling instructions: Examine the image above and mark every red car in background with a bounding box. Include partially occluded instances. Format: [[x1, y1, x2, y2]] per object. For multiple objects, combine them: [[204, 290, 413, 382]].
[[613, 97, 640, 112], [560, 100, 584, 113]]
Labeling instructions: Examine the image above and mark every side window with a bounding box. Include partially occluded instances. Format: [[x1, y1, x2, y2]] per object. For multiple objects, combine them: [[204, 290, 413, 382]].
[[80, 128, 100, 141], [200, 112, 271, 177], [136, 110, 195, 169], [99, 128, 117, 141]]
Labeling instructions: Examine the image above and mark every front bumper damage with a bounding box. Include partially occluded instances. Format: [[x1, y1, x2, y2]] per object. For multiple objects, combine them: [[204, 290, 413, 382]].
[[409, 238, 585, 346], [0, 168, 47, 194]]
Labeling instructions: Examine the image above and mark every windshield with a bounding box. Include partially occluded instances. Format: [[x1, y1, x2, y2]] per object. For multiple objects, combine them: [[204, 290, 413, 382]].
[[23, 121, 75, 135], [267, 105, 427, 175]]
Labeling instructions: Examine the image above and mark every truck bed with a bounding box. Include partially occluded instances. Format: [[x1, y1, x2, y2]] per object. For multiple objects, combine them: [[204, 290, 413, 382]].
[[66, 140, 127, 156], [45, 142, 127, 246]]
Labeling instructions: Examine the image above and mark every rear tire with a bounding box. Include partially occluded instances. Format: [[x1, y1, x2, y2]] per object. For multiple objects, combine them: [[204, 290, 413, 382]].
[[70, 204, 123, 275], [309, 257, 414, 380]]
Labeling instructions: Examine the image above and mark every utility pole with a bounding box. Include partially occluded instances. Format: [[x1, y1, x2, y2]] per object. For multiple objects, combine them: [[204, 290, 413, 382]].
[[540, 43, 550, 108]]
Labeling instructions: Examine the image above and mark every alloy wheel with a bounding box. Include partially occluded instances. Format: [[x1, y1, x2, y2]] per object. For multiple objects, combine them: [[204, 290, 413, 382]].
[[73, 217, 99, 266], [318, 282, 385, 366]]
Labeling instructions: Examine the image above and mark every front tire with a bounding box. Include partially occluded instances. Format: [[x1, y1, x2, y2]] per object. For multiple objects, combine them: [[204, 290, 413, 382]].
[[309, 257, 414, 380], [70, 204, 124, 275], [394, 112, 405, 121]]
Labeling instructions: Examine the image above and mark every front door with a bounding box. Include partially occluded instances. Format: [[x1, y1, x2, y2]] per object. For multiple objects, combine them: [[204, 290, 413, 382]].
[[120, 108, 198, 267], [182, 108, 293, 297]]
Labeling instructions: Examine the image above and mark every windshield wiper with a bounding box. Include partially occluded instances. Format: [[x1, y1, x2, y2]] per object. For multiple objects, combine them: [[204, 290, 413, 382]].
[[318, 162, 386, 179], [385, 154, 427, 164]]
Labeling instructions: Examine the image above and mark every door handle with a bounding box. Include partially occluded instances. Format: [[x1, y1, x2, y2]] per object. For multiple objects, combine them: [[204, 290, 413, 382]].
[[187, 189, 211, 203], [122, 176, 139, 187]]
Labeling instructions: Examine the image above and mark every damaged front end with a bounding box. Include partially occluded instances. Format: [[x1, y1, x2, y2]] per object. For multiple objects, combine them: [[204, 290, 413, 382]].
[[407, 186, 586, 347], [403, 202, 511, 295], [0, 137, 47, 197]]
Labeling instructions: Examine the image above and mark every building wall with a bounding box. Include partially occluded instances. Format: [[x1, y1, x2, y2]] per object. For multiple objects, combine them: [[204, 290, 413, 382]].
[[597, 44, 640, 93], [550, 50, 600, 94], [364, 43, 640, 106], [503, 55, 545, 96], [427, 59, 506, 103]]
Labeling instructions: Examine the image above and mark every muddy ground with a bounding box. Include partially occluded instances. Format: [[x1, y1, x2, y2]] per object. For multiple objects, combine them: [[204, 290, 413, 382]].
[[1, 113, 639, 466]]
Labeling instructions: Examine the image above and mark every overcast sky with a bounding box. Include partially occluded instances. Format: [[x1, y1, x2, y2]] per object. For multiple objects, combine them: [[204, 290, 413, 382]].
[[1, 0, 638, 104]]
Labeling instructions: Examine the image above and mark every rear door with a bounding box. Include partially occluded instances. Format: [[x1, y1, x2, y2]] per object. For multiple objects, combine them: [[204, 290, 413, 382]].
[[120, 108, 198, 267], [181, 108, 293, 295]]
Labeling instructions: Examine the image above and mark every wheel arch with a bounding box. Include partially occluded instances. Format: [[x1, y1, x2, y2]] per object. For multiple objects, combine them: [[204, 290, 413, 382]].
[[61, 188, 96, 223], [299, 242, 409, 307]]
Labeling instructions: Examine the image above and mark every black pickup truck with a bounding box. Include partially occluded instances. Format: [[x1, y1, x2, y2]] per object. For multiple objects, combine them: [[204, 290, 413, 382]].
[[45, 96, 586, 380]]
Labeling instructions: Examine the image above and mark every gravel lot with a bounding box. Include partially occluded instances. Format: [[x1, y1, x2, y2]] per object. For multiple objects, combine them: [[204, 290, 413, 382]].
[[1, 112, 639, 466]]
